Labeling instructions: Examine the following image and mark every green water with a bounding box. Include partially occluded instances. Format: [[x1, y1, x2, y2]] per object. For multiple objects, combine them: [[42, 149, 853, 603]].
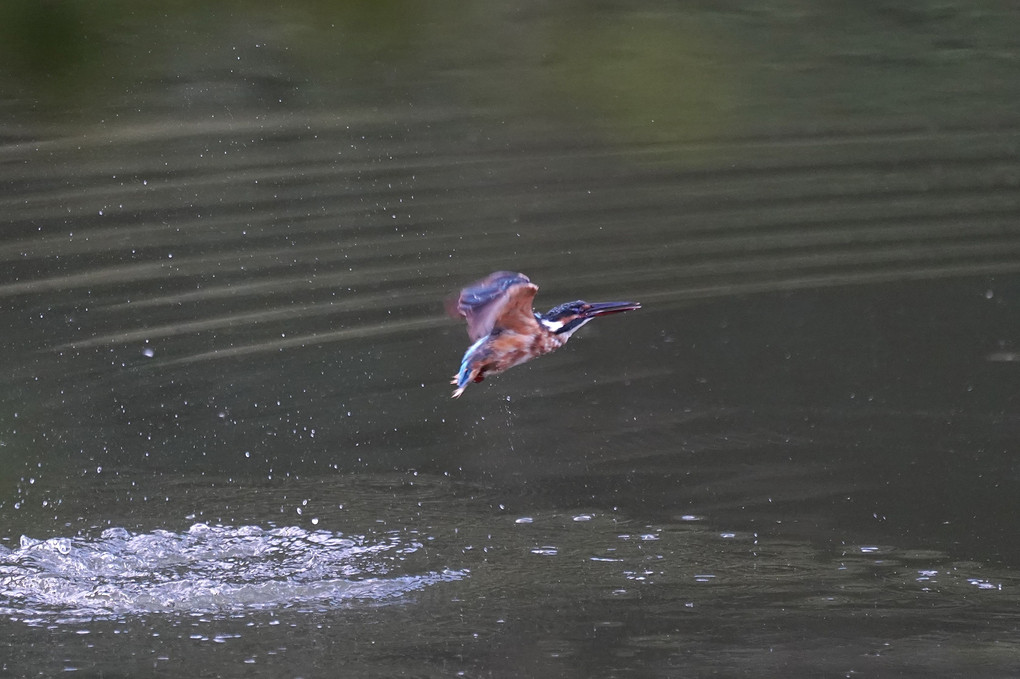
[[2, 1, 1019, 676]]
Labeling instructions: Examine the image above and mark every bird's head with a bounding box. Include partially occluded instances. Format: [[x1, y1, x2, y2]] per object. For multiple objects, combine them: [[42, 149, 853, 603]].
[[538, 300, 641, 338]]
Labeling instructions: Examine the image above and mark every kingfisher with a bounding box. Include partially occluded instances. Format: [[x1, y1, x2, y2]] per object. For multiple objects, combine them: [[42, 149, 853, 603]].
[[448, 271, 641, 398]]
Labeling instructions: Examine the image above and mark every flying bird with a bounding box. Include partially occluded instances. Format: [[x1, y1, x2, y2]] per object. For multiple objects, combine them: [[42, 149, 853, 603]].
[[447, 271, 640, 398]]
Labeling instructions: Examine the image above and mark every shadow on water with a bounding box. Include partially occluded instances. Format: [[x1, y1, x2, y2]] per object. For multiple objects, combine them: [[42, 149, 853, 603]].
[[2, 1, 1020, 676]]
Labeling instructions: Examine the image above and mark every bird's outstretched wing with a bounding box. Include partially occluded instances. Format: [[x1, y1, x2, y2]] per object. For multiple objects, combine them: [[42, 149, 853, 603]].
[[450, 271, 540, 341]]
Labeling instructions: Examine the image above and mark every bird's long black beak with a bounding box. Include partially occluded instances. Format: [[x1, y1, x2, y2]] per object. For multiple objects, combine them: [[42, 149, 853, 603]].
[[582, 301, 642, 317]]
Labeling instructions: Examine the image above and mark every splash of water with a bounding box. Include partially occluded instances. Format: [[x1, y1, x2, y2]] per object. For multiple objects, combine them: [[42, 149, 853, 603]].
[[0, 523, 465, 624]]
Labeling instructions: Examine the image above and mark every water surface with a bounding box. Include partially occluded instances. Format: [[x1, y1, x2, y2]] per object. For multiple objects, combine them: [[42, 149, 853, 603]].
[[2, 1, 1020, 676]]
